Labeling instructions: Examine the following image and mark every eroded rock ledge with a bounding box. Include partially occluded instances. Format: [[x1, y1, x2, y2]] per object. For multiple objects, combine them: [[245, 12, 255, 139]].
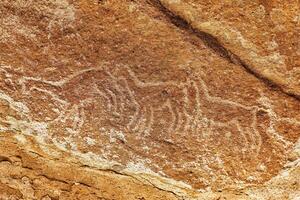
[[0, 133, 299, 199], [0, 0, 299, 199]]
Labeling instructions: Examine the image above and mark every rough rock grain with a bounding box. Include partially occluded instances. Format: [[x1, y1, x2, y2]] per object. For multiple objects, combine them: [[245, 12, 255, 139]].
[[160, 0, 300, 98], [0, 0, 299, 199]]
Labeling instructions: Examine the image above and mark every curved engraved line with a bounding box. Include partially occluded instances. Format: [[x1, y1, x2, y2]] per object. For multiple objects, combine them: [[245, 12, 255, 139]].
[[105, 88, 118, 115], [125, 66, 183, 88], [182, 86, 192, 132], [132, 110, 144, 132], [257, 95, 294, 148], [20, 67, 104, 87], [77, 103, 86, 134], [210, 118, 254, 153], [235, 121, 250, 156], [62, 104, 86, 135], [93, 83, 112, 112], [30, 86, 68, 107], [174, 107, 183, 132], [136, 107, 148, 135], [191, 80, 203, 133], [278, 117, 300, 126], [20, 66, 182, 90], [118, 77, 141, 130], [71, 105, 80, 132], [145, 106, 154, 135], [0, 90, 31, 120], [198, 77, 255, 110], [196, 77, 268, 155], [157, 99, 176, 133], [251, 110, 262, 156], [191, 80, 203, 116], [105, 70, 126, 113]]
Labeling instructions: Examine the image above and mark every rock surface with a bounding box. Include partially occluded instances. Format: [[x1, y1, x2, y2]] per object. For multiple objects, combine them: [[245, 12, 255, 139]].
[[160, 0, 300, 97], [0, 0, 299, 199]]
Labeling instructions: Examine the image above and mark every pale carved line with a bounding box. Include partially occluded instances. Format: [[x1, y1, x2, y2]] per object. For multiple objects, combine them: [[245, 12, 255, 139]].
[[13, 65, 300, 159]]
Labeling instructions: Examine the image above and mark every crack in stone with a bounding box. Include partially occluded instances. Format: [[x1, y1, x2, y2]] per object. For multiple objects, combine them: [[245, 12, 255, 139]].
[[147, 0, 300, 101], [78, 164, 184, 198], [1, 146, 182, 199]]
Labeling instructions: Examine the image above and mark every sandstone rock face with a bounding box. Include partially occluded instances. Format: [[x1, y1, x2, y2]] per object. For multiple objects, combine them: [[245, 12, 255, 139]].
[[160, 0, 300, 97], [0, 0, 299, 199]]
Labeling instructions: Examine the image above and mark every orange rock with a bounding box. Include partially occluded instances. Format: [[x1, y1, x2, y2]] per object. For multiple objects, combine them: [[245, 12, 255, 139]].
[[0, 0, 299, 199]]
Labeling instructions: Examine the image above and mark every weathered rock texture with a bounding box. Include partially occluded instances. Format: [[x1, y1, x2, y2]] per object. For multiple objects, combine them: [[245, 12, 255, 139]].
[[160, 0, 300, 97], [0, 0, 299, 199]]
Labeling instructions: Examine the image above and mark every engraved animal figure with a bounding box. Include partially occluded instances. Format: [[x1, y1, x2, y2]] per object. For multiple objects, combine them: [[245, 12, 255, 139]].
[[19, 66, 186, 135], [18, 66, 297, 156]]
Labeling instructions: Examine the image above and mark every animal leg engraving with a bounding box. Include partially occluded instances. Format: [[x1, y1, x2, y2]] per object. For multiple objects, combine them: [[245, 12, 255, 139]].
[[63, 104, 86, 136], [105, 88, 119, 116], [196, 77, 266, 156], [182, 86, 193, 132], [160, 99, 177, 134], [191, 80, 203, 133], [174, 106, 184, 132], [135, 107, 148, 135], [251, 110, 262, 156], [93, 83, 112, 112], [118, 77, 141, 131], [77, 103, 86, 134], [105, 70, 126, 113], [144, 106, 154, 136], [71, 104, 81, 135], [235, 121, 250, 157], [258, 95, 292, 148]]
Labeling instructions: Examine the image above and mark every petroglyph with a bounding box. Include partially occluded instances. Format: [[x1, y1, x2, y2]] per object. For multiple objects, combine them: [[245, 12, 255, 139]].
[[1, 64, 300, 187], [1, 0, 300, 197], [8, 66, 296, 147]]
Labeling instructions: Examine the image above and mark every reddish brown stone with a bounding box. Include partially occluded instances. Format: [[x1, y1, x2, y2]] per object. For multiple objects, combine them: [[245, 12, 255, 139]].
[[0, 0, 299, 199]]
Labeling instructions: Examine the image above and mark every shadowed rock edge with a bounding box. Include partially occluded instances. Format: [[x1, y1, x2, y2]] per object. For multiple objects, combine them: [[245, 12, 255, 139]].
[[148, 0, 300, 101]]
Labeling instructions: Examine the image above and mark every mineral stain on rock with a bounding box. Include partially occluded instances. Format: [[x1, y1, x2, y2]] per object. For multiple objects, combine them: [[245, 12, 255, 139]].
[[0, 0, 299, 199]]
